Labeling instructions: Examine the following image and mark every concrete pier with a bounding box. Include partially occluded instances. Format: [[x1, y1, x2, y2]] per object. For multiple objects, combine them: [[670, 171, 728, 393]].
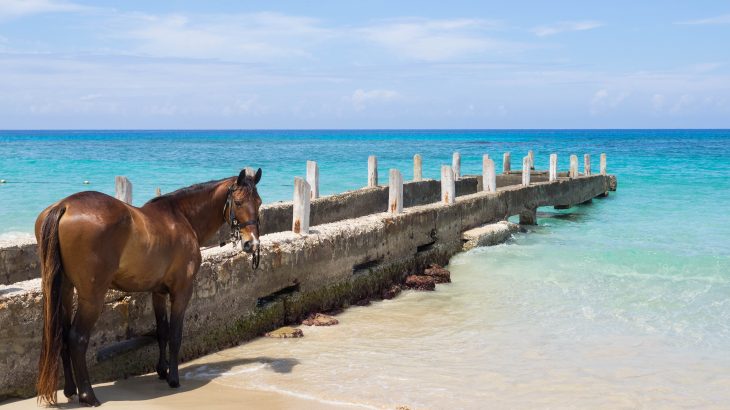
[[0, 165, 617, 400]]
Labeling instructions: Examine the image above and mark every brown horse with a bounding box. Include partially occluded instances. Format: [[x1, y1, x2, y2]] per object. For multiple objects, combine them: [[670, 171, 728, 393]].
[[34, 168, 263, 407]]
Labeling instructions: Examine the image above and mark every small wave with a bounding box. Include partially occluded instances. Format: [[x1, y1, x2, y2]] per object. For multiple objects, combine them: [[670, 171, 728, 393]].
[[184, 362, 269, 380], [249, 381, 381, 410]]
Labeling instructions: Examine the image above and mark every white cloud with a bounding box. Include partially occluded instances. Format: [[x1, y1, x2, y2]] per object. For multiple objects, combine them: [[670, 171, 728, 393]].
[[350, 89, 400, 111], [0, 0, 85, 20], [532, 21, 603, 37], [590, 88, 629, 115], [115, 12, 331, 62], [671, 94, 694, 113], [79, 93, 102, 101], [358, 18, 516, 61], [690, 62, 723, 73], [676, 14, 730, 25]]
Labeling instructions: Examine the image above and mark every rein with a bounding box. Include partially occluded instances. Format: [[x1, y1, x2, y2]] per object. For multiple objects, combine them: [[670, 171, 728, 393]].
[[223, 184, 261, 269]]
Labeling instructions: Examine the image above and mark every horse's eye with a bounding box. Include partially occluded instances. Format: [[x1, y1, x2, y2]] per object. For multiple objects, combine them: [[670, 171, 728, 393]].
[[234, 201, 242, 206]]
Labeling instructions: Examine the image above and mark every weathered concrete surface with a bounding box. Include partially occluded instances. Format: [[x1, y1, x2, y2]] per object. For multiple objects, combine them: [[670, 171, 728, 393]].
[[461, 221, 520, 250], [0, 174, 613, 400], [0, 241, 37, 285], [0, 177, 481, 284]]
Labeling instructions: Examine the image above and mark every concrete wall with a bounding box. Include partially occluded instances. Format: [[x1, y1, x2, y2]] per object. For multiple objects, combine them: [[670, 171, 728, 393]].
[[0, 240, 37, 285], [0, 175, 613, 400], [208, 176, 479, 245], [0, 177, 480, 282]]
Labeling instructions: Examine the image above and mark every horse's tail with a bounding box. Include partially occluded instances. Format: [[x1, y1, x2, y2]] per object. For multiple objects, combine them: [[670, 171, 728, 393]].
[[36, 204, 66, 405]]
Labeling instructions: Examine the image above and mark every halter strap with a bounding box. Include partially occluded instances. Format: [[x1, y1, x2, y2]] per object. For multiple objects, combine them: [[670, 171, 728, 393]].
[[222, 184, 261, 269]]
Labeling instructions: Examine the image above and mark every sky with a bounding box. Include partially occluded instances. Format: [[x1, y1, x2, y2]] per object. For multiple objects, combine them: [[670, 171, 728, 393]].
[[0, 0, 729, 129]]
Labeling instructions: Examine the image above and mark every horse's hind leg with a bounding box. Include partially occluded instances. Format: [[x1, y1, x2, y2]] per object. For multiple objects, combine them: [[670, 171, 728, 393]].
[[152, 292, 169, 380], [61, 278, 77, 399], [166, 286, 193, 388], [68, 294, 104, 407]]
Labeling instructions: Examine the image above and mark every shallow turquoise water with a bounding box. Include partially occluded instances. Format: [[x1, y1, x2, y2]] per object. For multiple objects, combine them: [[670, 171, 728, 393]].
[[2, 130, 729, 406]]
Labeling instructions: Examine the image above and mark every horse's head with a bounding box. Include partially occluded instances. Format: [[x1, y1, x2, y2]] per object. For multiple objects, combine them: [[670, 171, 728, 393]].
[[225, 168, 263, 265]]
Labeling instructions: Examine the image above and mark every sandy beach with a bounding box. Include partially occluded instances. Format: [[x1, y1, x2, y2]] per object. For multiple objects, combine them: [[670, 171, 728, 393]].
[[2, 350, 360, 410]]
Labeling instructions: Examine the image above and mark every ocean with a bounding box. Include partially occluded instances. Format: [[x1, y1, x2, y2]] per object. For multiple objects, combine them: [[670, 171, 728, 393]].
[[1, 129, 729, 407]]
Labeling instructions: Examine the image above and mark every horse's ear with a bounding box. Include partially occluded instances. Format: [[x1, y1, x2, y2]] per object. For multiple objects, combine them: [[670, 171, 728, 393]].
[[236, 169, 247, 186], [254, 168, 262, 185]]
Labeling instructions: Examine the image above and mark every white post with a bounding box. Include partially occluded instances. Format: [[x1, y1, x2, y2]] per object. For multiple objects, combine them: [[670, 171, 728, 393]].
[[368, 155, 378, 187], [413, 154, 422, 181], [292, 177, 311, 234], [569, 155, 578, 178], [306, 160, 319, 199], [441, 165, 455, 204], [503, 152, 511, 173], [584, 154, 591, 176], [549, 153, 558, 182], [115, 176, 132, 204], [452, 152, 461, 180], [155, 187, 162, 197], [483, 155, 496, 193], [522, 156, 531, 186], [389, 169, 403, 214], [528, 150, 535, 170], [600, 153, 607, 175]]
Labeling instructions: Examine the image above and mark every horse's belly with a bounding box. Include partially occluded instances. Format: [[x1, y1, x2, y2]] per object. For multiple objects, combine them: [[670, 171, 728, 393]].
[[111, 267, 167, 292], [112, 249, 170, 292]]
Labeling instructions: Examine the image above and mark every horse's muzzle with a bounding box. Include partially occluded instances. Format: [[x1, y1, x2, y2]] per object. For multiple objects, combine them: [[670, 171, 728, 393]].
[[241, 239, 261, 270]]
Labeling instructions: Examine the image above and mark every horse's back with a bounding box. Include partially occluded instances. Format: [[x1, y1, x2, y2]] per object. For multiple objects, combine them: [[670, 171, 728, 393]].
[[37, 191, 134, 294]]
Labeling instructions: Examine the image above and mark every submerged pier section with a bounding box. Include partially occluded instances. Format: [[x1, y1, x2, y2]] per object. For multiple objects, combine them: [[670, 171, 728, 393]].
[[0, 152, 617, 400]]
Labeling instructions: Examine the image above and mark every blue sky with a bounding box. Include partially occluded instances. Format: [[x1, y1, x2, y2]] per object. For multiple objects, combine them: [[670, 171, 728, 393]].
[[0, 0, 728, 129]]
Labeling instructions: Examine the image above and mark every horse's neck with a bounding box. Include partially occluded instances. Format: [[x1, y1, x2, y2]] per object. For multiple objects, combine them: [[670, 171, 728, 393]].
[[177, 179, 231, 243]]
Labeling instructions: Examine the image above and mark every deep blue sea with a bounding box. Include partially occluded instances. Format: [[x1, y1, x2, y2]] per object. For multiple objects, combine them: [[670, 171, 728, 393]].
[[2, 130, 730, 407]]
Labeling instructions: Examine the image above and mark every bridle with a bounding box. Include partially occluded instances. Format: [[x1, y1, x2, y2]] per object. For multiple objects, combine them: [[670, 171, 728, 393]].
[[223, 184, 261, 269]]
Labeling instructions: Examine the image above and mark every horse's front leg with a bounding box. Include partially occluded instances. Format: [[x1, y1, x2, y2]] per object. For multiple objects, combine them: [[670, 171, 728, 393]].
[[152, 292, 169, 380], [166, 285, 193, 388]]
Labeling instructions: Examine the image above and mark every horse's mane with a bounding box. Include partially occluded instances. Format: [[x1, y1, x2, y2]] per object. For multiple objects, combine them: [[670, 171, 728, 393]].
[[145, 177, 232, 205]]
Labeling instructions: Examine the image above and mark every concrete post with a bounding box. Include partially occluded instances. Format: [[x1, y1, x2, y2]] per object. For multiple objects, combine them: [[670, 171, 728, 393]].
[[115, 176, 132, 204], [306, 160, 319, 199], [155, 187, 161, 197], [503, 152, 511, 173], [584, 154, 591, 176], [528, 150, 535, 170], [549, 153, 558, 182], [368, 155, 378, 187], [389, 169, 403, 214], [292, 177, 311, 234], [569, 155, 578, 178], [452, 152, 461, 180], [441, 165, 455, 205], [522, 156, 531, 186], [600, 153, 607, 175], [483, 155, 496, 193], [413, 154, 422, 181]]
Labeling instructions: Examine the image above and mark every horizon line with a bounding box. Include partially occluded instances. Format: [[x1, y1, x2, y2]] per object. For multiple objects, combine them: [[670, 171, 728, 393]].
[[1, 128, 729, 132]]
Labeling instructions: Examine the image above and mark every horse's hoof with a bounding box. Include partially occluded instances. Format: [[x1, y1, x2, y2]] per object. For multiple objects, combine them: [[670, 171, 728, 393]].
[[79, 392, 101, 407], [156, 366, 168, 380], [167, 379, 180, 388], [64, 385, 77, 398]]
